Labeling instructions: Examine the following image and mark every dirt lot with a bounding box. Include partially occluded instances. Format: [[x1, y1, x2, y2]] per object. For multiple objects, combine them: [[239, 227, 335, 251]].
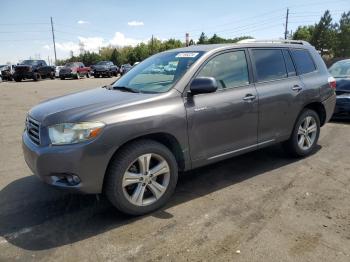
[[0, 78, 349, 262]]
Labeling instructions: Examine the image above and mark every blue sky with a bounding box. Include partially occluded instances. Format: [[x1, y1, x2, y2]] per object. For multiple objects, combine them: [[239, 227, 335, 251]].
[[0, 0, 349, 64]]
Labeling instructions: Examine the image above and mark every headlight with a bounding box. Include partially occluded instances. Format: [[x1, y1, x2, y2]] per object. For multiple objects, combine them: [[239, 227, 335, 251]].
[[48, 122, 105, 145]]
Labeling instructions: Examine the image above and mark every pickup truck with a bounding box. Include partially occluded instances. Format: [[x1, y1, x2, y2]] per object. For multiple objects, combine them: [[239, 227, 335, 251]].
[[13, 60, 55, 82], [59, 62, 91, 80], [91, 61, 119, 78], [0, 64, 15, 81]]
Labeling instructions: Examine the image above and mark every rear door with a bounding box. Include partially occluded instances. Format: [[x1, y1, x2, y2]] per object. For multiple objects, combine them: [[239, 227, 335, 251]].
[[186, 50, 259, 166], [249, 48, 304, 144]]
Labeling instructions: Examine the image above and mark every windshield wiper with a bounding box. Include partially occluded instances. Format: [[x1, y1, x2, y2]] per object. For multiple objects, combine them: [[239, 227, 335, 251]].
[[113, 86, 140, 93]]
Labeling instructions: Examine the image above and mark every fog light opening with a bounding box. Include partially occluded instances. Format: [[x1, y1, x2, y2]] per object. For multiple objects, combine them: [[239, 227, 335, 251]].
[[55, 174, 81, 186]]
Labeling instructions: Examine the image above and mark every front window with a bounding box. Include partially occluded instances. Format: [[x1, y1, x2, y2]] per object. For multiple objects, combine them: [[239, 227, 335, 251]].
[[65, 63, 78, 68], [197, 50, 249, 90], [329, 60, 350, 78], [97, 61, 108, 65], [112, 51, 204, 93], [21, 60, 39, 65]]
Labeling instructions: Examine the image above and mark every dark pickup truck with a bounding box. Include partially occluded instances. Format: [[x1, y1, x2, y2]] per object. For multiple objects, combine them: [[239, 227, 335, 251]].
[[13, 60, 55, 82], [92, 61, 119, 77]]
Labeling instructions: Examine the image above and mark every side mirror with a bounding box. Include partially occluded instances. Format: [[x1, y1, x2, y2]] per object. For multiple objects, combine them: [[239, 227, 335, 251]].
[[189, 77, 218, 95]]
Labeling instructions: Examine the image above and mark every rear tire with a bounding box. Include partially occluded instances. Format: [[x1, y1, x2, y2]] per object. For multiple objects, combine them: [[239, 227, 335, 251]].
[[33, 73, 40, 81], [283, 109, 320, 157], [105, 140, 178, 215], [14, 76, 21, 82], [60, 77, 65, 80]]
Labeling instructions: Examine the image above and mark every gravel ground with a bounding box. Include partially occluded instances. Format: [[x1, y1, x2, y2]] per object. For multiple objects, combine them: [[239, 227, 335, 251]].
[[0, 78, 349, 262]]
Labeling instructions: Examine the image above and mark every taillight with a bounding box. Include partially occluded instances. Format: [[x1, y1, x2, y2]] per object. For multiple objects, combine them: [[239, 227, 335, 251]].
[[328, 76, 336, 90]]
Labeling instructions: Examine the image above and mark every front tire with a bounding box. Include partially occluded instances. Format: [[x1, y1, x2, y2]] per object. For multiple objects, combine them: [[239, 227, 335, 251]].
[[105, 140, 178, 215], [283, 109, 320, 157]]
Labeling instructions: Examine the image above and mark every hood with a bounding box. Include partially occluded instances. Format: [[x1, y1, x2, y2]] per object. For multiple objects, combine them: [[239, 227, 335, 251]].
[[336, 78, 350, 94], [29, 87, 160, 126], [15, 65, 31, 71], [94, 65, 108, 70]]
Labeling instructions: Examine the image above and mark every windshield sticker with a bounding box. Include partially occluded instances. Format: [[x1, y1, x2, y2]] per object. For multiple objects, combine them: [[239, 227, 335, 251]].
[[176, 52, 199, 58]]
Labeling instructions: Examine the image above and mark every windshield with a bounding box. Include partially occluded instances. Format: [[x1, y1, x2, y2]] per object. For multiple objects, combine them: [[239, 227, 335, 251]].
[[65, 62, 77, 68], [113, 51, 204, 93], [21, 60, 39, 65], [329, 60, 350, 78], [97, 61, 108, 65]]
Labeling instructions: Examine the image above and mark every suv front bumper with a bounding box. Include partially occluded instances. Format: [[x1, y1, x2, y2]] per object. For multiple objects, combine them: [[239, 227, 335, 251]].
[[22, 131, 113, 194]]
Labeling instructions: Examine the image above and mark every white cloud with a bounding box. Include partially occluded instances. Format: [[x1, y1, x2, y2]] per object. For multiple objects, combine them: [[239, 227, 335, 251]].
[[109, 32, 143, 47], [127, 21, 144, 27], [53, 32, 147, 58], [77, 20, 89, 25], [43, 44, 50, 50]]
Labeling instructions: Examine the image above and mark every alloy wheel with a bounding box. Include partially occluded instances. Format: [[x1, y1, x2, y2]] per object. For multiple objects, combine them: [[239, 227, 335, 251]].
[[122, 153, 170, 206], [297, 116, 318, 151]]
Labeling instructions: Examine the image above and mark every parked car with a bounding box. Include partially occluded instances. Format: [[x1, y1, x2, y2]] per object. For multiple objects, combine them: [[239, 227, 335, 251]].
[[13, 60, 55, 82], [55, 66, 64, 78], [59, 62, 91, 80], [328, 59, 350, 118], [22, 40, 336, 215], [120, 64, 132, 75], [0, 64, 15, 81], [92, 61, 119, 78]]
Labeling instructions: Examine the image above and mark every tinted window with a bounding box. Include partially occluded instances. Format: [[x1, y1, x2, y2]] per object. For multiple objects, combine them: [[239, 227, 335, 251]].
[[252, 49, 287, 82], [291, 49, 316, 75], [198, 51, 249, 90], [283, 49, 296, 77]]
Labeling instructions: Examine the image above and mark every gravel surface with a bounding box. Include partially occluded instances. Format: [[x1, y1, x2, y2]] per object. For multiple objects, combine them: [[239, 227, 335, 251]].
[[0, 78, 349, 262]]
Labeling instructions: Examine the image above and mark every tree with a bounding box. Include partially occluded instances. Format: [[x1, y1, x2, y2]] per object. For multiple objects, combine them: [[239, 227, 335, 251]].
[[311, 10, 337, 56], [198, 32, 208, 44], [336, 11, 350, 57], [293, 25, 315, 42]]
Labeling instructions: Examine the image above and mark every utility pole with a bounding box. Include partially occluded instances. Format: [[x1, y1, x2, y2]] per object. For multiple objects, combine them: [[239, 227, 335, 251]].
[[151, 35, 154, 55], [284, 8, 289, 40], [50, 17, 57, 65]]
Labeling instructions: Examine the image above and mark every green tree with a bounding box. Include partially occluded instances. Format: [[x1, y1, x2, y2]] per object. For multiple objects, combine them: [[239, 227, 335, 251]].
[[311, 10, 337, 55], [198, 32, 208, 44], [336, 11, 350, 57], [293, 25, 315, 42]]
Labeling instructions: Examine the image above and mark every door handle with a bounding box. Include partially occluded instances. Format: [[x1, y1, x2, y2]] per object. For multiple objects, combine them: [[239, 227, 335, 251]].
[[292, 85, 303, 92], [243, 94, 256, 101]]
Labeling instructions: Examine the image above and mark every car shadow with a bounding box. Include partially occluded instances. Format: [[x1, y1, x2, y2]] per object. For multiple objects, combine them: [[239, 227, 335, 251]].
[[0, 144, 320, 251], [330, 118, 350, 124]]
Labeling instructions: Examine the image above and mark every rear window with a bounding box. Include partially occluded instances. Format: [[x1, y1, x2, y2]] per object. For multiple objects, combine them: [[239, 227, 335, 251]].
[[251, 49, 287, 82], [291, 49, 316, 75]]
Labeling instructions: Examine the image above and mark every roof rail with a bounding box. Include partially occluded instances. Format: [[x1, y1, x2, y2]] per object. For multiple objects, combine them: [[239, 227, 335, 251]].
[[237, 39, 311, 46]]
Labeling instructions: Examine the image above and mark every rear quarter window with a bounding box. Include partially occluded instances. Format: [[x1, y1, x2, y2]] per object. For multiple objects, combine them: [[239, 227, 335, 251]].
[[291, 49, 316, 75]]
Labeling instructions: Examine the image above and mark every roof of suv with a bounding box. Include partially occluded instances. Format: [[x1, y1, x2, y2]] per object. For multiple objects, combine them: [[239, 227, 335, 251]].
[[169, 42, 313, 53]]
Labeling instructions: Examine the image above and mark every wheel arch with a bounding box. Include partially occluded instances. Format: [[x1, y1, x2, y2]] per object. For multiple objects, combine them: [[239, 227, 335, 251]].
[[105, 132, 186, 175], [303, 102, 327, 126]]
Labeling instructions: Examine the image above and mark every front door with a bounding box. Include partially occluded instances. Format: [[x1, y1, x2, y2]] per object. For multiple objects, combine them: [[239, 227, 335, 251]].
[[185, 50, 258, 167]]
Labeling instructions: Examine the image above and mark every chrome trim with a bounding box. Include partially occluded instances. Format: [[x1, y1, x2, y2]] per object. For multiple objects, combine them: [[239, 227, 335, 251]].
[[208, 139, 275, 160]]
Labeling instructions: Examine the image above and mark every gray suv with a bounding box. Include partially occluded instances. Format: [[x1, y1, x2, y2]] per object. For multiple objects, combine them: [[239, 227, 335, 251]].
[[22, 40, 336, 215]]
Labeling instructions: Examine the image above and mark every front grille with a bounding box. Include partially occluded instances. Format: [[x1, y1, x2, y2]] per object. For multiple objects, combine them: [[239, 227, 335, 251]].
[[26, 116, 41, 145]]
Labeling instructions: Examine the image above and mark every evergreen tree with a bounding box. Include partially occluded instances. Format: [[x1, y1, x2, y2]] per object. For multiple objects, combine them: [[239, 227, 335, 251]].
[[198, 32, 208, 44], [336, 11, 350, 57], [311, 10, 337, 55]]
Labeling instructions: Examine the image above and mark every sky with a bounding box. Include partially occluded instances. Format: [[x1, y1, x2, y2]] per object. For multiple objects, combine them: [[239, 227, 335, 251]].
[[0, 0, 349, 64]]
